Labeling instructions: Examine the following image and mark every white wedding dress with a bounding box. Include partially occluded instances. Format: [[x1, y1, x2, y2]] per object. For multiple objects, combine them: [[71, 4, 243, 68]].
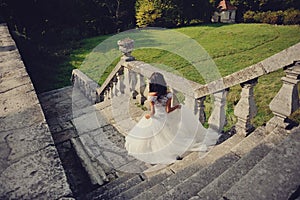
[[125, 93, 219, 164]]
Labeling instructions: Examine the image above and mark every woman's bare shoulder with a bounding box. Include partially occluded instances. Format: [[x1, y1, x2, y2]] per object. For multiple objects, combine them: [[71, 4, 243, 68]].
[[148, 92, 157, 96]]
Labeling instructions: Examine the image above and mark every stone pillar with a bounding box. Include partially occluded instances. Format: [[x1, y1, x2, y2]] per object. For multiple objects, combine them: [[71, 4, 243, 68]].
[[184, 96, 196, 112], [266, 61, 300, 132], [197, 96, 206, 124], [135, 73, 147, 105], [117, 38, 135, 62], [234, 78, 258, 136], [208, 89, 228, 132], [123, 67, 131, 95], [130, 71, 138, 99], [169, 88, 179, 107]]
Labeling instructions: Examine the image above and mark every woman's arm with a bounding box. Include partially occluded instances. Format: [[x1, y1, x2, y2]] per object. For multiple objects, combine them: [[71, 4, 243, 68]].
[[166, 98, 181, 113], [145, 101, 155, 119]]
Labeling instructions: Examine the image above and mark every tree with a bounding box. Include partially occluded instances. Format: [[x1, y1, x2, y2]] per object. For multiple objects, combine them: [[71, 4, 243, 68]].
[[136, 0, 162, 27], [135, 0, 212, 27]]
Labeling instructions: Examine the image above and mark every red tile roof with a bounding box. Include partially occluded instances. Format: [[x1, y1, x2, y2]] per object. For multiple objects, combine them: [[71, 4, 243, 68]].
[[218, 0, 237, 11]]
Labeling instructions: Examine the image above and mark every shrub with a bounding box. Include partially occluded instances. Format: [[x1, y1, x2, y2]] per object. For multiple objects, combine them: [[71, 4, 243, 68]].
[[283, 9, 300, 25], [243, 10, 256, 23], [262, 11, 283, 24], [244, 9, 299, 25], [136, 1, 162, 27]]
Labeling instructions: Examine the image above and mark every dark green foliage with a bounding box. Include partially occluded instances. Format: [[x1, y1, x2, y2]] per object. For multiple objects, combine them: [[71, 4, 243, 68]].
[[135, 0, 213, 28], [231, 0, 300, 22], [0, 0, 136, 44], [243, 9, 300, 24]]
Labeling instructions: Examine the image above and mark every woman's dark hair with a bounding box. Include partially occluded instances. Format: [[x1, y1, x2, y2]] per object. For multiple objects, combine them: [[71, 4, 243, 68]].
[[149, 72, 167, 99]]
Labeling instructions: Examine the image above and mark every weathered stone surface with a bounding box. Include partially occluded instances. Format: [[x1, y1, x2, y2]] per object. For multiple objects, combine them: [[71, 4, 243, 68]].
[[208, 90, 227, 132], [197, 144, 272, 200], [0, 105, 45, 131], [93, 175, 142, 199], [116, 172, 171, 199], [2, 122, 53, 162], [86, 173, 136, 199], [0, 23, 71, 199], [223, 130, 300, 200], [231, 126, 266, 156], [0, 68, 31, 92], [71, 137, 107, 185], [234, 79, 257, 136], [71, 69, 99, 103], [133, 183, 167, 200], [137, 134, 243, 200], [0, 84, 38, 117], [0, 146, 71, 200], [158, 153, 239, 200], [261, 43, 300, 73]]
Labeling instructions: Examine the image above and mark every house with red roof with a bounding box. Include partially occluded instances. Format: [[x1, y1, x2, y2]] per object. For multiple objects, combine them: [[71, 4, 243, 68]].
[[212, 0, 237, 23]]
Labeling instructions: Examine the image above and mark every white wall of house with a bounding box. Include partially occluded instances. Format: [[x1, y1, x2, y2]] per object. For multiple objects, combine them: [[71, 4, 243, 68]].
[[212, 10, 236, 23]]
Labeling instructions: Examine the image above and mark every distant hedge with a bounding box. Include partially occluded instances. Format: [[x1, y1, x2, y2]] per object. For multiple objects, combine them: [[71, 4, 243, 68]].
[[244, 9, 300, 25]]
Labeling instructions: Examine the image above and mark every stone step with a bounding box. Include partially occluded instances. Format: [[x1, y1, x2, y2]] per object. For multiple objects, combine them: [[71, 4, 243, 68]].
[[222, 128, 300, 200], [194, 128, 289, 200], [71, 137, 108, 185], [158, 152, 240, 200], [133, 133, 244, 200], [86, 173, 136, 199], [230, 126, 267, 156], [113, 169, 174, 199], [195, 143, 273, 200], [90, 174, 143, 200]]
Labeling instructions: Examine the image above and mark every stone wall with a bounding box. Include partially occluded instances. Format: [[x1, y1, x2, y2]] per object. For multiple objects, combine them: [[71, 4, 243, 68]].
[[0, 23, 72, 199]]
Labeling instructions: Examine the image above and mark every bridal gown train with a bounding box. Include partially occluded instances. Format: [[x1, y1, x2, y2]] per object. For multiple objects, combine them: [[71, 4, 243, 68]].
[[125, 93, 219, 165]]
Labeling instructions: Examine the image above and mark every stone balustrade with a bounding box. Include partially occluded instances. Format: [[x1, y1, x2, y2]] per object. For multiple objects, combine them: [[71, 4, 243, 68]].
[[80, 39, 300, 136], [71, 69, 99, 103]]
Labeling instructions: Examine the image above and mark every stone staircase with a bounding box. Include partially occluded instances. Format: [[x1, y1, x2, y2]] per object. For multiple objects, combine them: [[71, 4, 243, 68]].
[[66, 40, 300, 199], [38, 70, 300, 199], [39, 83, 300, 199], [83, 122, 299, 200], [37, 39, 300, 199]]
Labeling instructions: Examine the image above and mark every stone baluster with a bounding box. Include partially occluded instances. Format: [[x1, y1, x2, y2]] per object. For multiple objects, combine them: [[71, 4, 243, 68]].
[[130, 71, 138, 99], [123, 67, 131, 95], [98, 92, 104, 102], [117, 68, 125, 95], [135, 73, 147, 105], [169, 88, 179, 107], [234, 78, 258, 136], [266, 61, 300, 132], [112, 75, 119, 97], [208, 89, 228, 132], [184, 95, 196, 113], [197, 96, 206, 124], [108, 80, 114, 99], [104, 90, 109, 101], [106, 82, 110, 99]]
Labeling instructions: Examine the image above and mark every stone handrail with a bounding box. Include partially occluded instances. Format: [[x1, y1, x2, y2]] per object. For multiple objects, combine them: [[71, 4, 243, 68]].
[[71, 69, 99, 103], [77, 38, 300, 136]]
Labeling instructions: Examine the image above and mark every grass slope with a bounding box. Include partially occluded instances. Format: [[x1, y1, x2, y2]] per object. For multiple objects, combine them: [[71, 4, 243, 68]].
[[63, 23, 300, 129]]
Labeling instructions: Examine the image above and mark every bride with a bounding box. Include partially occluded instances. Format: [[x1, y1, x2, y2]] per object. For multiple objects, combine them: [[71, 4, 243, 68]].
[[125, 72, 219, 164]]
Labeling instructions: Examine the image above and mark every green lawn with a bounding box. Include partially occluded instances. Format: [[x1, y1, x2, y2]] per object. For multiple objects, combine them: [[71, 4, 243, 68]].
[[63, 23, 300, 130]]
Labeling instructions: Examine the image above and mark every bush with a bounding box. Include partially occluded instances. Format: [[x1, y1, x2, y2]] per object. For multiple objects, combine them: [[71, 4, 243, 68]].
[[283, 9, 300, 24], [135, 1, 162, 27], [243, 10, 256, 23], [244, 9, 300, 25], [262, 11, 283, 24]]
